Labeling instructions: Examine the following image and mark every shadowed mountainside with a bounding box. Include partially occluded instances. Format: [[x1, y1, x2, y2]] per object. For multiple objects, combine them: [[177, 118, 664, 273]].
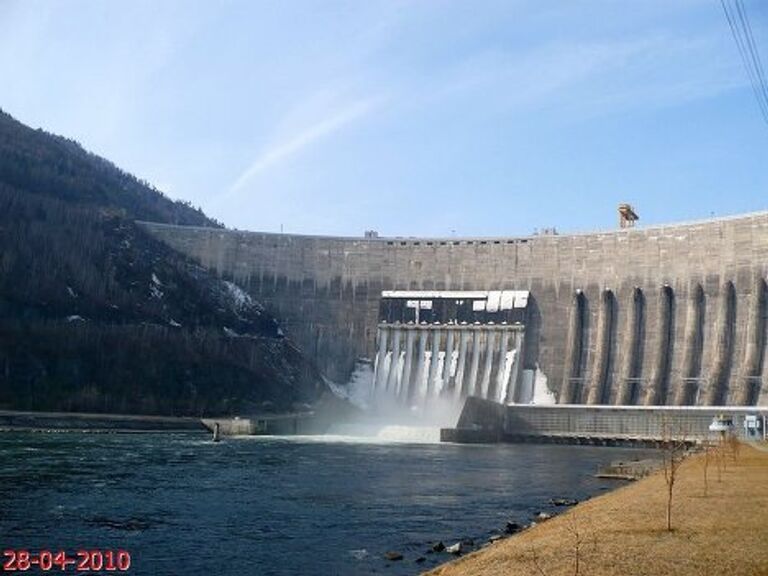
[[0, 109, 327, 416]]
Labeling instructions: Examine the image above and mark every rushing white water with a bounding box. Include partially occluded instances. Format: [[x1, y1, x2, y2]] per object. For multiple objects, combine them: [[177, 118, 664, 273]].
[[374, 425, 442, 443], [329, 359, 463, 426], [322, 422, 443, 444], [372, 325, 527, 408], [241, 424, 444, 445]]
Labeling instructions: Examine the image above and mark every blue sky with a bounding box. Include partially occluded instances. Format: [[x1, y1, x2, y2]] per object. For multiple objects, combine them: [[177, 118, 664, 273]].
[[1, 0, 766, 237]]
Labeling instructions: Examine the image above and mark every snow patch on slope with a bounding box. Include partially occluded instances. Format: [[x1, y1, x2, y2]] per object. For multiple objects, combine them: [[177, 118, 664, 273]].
[[150, 273, 164, 299], [223, 280, 263, 314]]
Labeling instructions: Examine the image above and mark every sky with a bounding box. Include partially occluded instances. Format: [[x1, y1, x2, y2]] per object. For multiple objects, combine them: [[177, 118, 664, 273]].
[[0, 0, 766, 237]]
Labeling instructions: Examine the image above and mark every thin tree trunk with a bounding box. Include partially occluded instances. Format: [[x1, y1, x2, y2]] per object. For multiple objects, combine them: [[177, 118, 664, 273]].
[[667, 482, 673, 531]]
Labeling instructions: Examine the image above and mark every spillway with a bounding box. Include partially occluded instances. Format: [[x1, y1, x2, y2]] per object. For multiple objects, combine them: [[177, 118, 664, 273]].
[[371, 290, 528, 410]]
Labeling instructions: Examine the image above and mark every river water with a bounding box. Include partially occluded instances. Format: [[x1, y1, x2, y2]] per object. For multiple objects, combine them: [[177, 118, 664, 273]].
[[0, 431, 653, 575]]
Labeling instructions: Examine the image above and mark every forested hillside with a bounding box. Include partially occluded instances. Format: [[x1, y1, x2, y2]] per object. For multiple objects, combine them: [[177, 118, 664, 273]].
[[0, 110, 326, 416], [0, 110, 218, 226]]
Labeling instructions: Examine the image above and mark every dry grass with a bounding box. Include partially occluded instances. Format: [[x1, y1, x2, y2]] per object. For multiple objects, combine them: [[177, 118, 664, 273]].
[[425, 443, 768, 576]]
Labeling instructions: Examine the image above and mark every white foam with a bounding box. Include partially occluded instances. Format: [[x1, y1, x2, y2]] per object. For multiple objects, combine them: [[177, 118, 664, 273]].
[[374, 425, 441, 444], [242, 423, 444, 445], [531, 365, 556, 405]]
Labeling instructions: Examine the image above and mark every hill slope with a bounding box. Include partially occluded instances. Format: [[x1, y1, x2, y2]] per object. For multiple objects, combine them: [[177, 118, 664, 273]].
[[0, 110, 326, 416], [0, 110, 218, 226]]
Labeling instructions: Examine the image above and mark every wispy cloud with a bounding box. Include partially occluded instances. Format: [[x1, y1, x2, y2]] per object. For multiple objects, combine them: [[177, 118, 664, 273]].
[[228, 96, 384, 194], [403, 33, 745, 122]]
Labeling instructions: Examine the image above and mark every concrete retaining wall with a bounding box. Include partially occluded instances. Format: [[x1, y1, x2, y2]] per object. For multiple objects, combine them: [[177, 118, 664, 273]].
[[202, 413, 329, 436], [447, 397, 768, 444]]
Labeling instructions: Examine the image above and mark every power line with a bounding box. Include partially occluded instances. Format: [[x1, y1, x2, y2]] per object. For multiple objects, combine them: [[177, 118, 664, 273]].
[[720, 0, 768, 126], [734, 0, 768, 109], [722, 0, 768, 122]]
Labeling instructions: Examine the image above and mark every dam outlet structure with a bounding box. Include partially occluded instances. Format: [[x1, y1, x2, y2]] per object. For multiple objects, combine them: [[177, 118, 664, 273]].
[[371, 290, 529, 411], [140, 209, 768, 410]]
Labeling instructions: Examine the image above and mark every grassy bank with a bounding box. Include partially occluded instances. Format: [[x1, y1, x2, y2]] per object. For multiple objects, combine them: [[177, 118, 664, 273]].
[[426, 443, 768, 576]]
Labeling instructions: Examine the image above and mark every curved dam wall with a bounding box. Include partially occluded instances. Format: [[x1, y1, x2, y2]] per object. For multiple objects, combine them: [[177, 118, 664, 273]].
[[140, 211, 768, 407]]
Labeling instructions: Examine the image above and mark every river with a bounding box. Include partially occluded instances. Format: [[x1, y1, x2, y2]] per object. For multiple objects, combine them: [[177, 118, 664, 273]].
[[0, 430, 653, 575]]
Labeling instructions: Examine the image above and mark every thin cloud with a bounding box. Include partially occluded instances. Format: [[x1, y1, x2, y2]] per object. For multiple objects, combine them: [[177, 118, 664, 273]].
[[228, 96, 383, 194], [405, 33, 745, 121]]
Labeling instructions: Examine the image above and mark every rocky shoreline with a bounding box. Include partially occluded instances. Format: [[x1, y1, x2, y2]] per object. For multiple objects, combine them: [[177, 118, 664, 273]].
[[378, 456, 664, 572], [379, 494, 586, 570]]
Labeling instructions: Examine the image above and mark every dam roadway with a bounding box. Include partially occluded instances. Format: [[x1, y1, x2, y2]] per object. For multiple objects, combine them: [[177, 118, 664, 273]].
[[140, 210, 768, 408]]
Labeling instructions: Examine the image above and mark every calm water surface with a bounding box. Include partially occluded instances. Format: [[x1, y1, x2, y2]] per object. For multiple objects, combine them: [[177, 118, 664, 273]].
[[0, 432, 653, 575]]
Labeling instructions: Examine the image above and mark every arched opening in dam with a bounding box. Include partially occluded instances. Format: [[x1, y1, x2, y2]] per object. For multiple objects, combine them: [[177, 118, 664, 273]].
[[707, 281, 737, 406], [588, 289, 617, 405], [645, 285, 675, 406], [561, 290, 589, 404], [617, 287, 645, 406], [678, 283, 706, 406], [739, 278, 768, 405]]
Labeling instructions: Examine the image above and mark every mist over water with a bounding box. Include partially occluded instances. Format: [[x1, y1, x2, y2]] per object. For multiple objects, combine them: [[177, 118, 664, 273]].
[[327, 359, 466, 444]]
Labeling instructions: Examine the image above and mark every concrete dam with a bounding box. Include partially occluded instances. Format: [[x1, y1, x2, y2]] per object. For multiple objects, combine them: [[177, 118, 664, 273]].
[[140, 209, 768, 409]]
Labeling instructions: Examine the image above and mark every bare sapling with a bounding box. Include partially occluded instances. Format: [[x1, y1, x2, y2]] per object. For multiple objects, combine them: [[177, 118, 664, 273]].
[[565, 512, 597, 576], [661, 416, 688, 532], [528, 546, 548, 576], [716, 433, 728, 479], [702, 439, 712, 497], [528, 512, 597, 576], [726, 432, 741, 464], [569, 514, 583, 576]]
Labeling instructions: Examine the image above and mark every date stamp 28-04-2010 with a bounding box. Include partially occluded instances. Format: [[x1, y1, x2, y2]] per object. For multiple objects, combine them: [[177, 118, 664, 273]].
[[3, 550, 131, 572]]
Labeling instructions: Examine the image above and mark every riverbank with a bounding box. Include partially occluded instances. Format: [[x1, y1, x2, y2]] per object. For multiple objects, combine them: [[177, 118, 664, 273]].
[[426, 443, 768, 576], [0, 409, 205, 432]]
